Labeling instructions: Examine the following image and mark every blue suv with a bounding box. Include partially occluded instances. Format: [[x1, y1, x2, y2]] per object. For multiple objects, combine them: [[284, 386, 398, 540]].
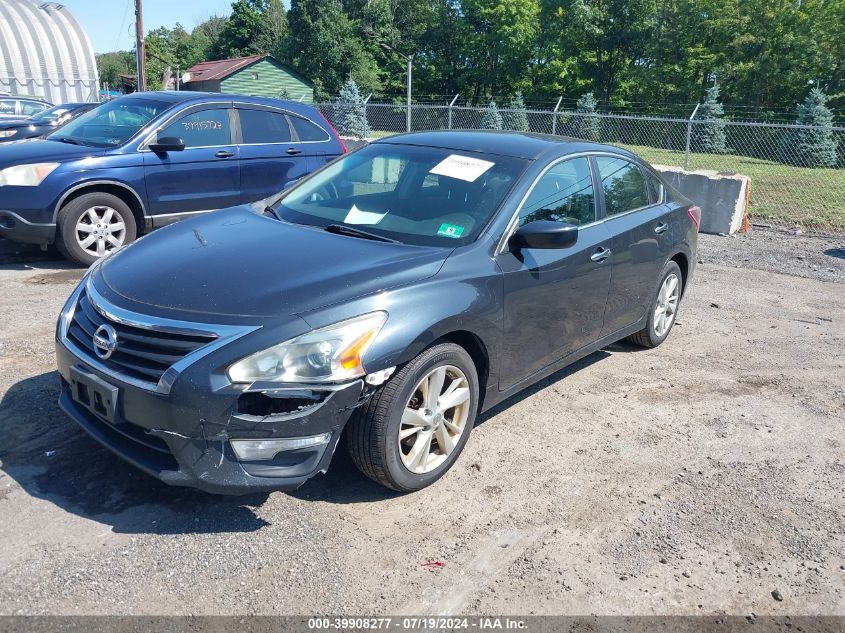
[[0, 92, 345, 264]]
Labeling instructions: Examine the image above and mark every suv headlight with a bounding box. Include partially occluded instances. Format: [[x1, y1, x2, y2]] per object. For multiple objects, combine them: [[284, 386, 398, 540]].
[[0, 162, 59, 186], [227, 312, 387, 384]]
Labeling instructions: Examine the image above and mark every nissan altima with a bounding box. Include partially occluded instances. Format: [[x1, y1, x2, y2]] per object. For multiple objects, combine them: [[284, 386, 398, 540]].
[[55, 131, 700, 494]]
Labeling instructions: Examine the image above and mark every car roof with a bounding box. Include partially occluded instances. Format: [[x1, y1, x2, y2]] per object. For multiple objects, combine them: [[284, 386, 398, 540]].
[[124, 91, 320, 118], [374, 130, 639, 161]]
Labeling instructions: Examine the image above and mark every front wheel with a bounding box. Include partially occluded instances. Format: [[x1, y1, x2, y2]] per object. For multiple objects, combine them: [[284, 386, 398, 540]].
[[56, 192, 137, 266], [346, 343, 480, 492], [627, 260, 683, 348]]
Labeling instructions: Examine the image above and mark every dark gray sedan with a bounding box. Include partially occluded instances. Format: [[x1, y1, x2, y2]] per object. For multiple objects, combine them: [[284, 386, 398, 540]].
[[54, 131, 700, 494], [0, 102, 96, 143]]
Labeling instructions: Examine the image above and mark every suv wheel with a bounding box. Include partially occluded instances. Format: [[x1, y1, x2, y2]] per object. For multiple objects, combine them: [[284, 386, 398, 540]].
[[56, 192, 137, 266], [628, 260, 683, 348], [346, 343, 479, 492]]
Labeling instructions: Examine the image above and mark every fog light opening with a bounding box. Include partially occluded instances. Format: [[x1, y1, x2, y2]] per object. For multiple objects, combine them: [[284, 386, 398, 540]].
[[230, 433, 332, 461]]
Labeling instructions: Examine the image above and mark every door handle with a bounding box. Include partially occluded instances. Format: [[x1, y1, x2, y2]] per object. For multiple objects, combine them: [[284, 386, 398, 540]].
[[654, 222, 669, 234], [591, 247, 612, 263], [286, 147, 302, 155], [215, 150, 234, 158]]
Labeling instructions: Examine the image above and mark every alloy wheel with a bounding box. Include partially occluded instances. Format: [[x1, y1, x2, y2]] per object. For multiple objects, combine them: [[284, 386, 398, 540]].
[[75, 205, 126, 258], [399, 365, 472, 474], [654, 272, 680, 337]]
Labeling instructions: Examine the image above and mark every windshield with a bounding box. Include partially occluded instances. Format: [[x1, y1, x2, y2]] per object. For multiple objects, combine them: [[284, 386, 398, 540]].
[[47, 97, 171, 147], [272, 143, 528, 247], [29, 104, 72, 123]]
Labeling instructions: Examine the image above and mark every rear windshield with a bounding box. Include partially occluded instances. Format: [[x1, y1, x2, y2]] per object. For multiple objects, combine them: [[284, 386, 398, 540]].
[[47, 97, 171, 147], [272, 143, 528, 247]]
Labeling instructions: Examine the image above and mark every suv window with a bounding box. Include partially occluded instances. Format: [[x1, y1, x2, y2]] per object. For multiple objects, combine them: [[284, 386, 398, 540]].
[[158, 109, 231, 148], [519, 157, 595, 226], [595, 156, 650, 217], [291, 115, 329, 142], [239, 109, 291, 144]]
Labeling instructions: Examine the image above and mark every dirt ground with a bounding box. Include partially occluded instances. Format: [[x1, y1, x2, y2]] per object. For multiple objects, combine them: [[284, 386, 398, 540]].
[[0, 231, 843, 617]]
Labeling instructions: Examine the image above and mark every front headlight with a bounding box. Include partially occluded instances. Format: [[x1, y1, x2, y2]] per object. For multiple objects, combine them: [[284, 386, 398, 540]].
[[227, 312, 387, 384], [0, 162, 60, 186], [0, 130, 17, 138]]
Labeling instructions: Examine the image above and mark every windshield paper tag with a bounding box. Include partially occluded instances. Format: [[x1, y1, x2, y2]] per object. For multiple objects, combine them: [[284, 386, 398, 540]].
[[429, 154, 495, 182], [437, 223, 465, 238], [344, 203, 386, 225]]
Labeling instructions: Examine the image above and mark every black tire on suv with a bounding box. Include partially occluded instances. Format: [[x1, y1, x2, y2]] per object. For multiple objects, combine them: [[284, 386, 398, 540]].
[[56, 192, 137, 266]]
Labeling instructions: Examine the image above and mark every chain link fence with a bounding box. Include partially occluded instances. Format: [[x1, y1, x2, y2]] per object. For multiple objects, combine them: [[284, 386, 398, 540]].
[[318, 101, 845, 236]]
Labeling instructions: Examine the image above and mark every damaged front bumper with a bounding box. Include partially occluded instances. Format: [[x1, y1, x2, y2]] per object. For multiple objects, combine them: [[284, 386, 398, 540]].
[[55, 339, 365, 495]]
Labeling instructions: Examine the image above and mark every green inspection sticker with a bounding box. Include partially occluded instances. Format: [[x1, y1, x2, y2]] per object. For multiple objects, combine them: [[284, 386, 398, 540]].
[[437, 223, 465, 238]]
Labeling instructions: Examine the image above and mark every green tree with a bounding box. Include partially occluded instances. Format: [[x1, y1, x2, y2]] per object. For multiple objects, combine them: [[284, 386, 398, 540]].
[[96, 51, 136, 90], [780, 88, 838, 167], [213, 0, 272, 58], [479, 100, 503, 130], [573, 92, 600, 141], [334, 79, 370, 137], [692, 85, 728, 153], [503, 91, 530, 131], [286, 0, 381, 98]]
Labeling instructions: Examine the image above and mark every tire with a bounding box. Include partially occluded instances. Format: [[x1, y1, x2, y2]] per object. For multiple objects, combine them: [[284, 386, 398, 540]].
[[627, 260, 683, 348], [56, 192, 137, 266], [346, 343, 480, 492]]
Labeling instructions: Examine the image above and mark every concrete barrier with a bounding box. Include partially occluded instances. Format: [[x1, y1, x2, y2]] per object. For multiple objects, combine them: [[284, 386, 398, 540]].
[[654, 165, 750, 235]]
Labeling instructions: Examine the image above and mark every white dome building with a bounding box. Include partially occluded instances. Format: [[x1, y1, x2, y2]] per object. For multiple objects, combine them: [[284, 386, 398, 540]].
[[0, 0, 98, 103]]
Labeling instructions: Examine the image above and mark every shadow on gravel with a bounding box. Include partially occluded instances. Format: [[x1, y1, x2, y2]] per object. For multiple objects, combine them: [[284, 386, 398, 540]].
[[294, 348, 615, 505], [0, 372, 270, 535], [824, 247, 845, 260]]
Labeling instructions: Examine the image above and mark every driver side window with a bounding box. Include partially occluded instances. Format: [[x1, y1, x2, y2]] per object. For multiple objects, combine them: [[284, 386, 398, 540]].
[[157, 109, 231, 148], [519, 157, 595, 226]]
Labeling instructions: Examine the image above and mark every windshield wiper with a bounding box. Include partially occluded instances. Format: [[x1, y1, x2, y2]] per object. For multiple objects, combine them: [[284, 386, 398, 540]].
[[323, 224, 399, 243], [263, 205, 283, 221], [51, 137, 81, 145]]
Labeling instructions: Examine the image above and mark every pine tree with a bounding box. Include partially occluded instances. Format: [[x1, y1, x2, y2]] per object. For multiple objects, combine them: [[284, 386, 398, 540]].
[[503, 91, 530, 132], [573, 92, 600, 141], [779, 88, 838, 167], [480, 100, 503, 130], [692, 85, 728, 154], [334, 78, 369, 138]]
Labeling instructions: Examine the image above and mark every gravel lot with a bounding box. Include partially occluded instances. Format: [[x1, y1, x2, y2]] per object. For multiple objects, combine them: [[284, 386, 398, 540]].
[[0, 230, 842, 617]]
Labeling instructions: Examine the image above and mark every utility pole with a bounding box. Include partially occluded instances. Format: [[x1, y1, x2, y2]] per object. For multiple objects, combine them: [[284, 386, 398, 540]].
[[134, 0, 146, 92]]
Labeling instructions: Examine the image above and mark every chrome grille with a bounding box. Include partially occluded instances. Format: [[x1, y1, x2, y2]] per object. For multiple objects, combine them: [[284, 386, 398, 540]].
[[66, 289, 217, 384]]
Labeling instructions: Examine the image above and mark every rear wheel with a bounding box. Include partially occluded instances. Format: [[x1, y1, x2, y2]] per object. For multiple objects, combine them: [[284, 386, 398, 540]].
[[56, 192, 137, 266], [627, 260, 683, 348], [346, 343, 479, 492]]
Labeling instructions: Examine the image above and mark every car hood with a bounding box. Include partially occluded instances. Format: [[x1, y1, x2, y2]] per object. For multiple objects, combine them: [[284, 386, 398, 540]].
[[99, 206, 451, 318], [0, 138, 104, 168], [0, 120, 31, 131]]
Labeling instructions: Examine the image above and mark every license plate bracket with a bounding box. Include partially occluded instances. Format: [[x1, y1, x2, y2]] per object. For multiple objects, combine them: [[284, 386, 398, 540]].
[[69, 365, 119, 423]]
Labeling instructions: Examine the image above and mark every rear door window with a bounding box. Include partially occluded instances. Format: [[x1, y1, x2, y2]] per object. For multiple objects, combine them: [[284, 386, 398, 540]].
[[0, 99, 16, 116], [595, 156, 650, 217], [239, 108, 292, 144], [158, 109, 232, 148], [291, 115, 329, 142]]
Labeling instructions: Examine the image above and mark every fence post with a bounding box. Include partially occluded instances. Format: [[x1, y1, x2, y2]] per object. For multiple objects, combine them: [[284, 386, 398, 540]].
[[364, 93, 371, 134], [447, 94, 459, 130], [684, 103, 700, 171], [551, 96, 563, 135]]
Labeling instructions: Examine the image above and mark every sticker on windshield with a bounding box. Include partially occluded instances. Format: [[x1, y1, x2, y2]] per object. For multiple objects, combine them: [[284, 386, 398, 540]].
[[429, 154, 495, 182], [437, 223, 465, 238], [344, 203, 386, 225]]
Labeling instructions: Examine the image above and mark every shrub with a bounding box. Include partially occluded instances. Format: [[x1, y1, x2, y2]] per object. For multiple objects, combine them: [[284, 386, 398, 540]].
[[334, 78, 369, 138], [480, 100, 503, 130]]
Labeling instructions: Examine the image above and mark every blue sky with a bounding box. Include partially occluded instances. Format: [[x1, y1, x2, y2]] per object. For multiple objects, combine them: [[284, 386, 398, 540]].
[[61, 0, 236, 54]]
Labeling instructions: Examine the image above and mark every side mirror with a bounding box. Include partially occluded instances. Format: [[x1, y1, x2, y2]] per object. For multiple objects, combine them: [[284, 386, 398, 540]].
[[510, 220, 579, 250], [148, 136, 185, 153]]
